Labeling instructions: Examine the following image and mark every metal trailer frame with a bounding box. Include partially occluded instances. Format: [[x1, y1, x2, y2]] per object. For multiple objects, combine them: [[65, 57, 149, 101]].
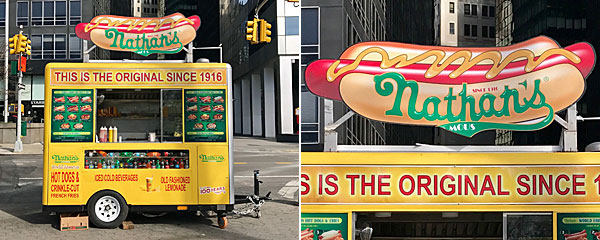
[[322, 104, 581, 152]]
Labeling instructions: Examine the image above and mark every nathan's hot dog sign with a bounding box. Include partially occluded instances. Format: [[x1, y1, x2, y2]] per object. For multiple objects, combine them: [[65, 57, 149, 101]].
[[305, 36, 596, 137], [75, 13, 200, 56]]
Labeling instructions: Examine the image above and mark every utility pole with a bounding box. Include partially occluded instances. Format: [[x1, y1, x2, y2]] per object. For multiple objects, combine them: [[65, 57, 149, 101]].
[[4, 0, 8, 123], [14, 26, 24, 152]]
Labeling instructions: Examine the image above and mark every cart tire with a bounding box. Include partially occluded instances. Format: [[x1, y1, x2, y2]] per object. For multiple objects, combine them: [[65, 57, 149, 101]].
[[218, 216, 228, 229], [87, 190, 128, 229]]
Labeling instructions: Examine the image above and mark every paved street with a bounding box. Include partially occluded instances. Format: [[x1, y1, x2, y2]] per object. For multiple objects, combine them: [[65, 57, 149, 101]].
[[0, 137, 299, 239]]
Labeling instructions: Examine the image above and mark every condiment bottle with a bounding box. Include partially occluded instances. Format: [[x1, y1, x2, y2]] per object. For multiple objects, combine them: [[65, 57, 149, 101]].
[[113, 126, 118, 142], [99, 126, 107, 142], [108, 126, 114, 142]]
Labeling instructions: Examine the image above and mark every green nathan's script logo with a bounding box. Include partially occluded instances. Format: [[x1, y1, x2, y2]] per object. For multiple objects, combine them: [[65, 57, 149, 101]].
[[373, 72, 554, 137], [106, 29, 183, 56], [52, 154, 80, 163], [200, 154, 224, 162]]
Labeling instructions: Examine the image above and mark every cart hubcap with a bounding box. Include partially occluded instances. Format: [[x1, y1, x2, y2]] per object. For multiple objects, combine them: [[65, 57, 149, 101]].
[[95, 196, 120, 222]]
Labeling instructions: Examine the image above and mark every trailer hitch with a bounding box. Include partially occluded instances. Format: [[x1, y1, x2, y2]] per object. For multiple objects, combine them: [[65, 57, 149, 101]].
[[233, 169, 271, 218]]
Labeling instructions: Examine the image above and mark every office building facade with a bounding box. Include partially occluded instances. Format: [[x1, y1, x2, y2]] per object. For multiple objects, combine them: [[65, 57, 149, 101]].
[[301, 0, 387, 151], [0, 0, 132, 122], [495, 0, 599, 150], [435, 0, 496, 47], [221, 0, 299, 141]]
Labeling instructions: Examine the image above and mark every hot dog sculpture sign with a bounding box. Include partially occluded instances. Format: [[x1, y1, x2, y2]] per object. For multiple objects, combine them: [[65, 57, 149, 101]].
[[76, 13, 200, 56], [305, 36, 596, 137]]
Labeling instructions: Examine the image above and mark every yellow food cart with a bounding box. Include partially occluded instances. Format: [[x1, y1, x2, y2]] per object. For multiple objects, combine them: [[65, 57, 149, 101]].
[[42, 62, 233, 228]]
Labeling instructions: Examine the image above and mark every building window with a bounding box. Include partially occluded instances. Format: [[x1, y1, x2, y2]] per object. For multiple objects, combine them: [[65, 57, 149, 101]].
[[70, 0, 81, 25], [17, 1, 28, 26], [43, 34, 53, 59], [31, 35, 42, 59], [55, 34, 66, 59], [464, 24, 470, 36], [489, 26, 495, 38], [471, 24, 477, 37], [32, 2, 42, 26], [489, 6, 495, 17], [285, 16, 299, 35], [31, 34, 67, 59], [44, 1, 54, 25], [0, 3, 5, 26], [69, 33, 81, 59], [471, 4, 477, 16], [137, 7, 140, 12], [482, 5, 488, 17], [301, 7, 320, 144], [56, 1, 66, 25], [482, 26, 488, 38], [449, 2, 454, 13], [449, 22, 455, 34], [464, 4, 470, 15]]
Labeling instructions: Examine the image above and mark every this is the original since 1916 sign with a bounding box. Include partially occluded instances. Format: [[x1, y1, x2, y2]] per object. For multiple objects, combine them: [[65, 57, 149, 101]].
[[305, 36, 596, 137]]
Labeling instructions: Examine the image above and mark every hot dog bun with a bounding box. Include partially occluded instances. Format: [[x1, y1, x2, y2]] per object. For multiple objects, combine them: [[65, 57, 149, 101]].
[[339, 64, 584, 125], [88, 24, 197, 51]]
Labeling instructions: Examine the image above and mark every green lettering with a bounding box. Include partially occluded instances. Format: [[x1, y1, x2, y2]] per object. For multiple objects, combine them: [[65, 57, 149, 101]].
[[105, 28, 124, 48]]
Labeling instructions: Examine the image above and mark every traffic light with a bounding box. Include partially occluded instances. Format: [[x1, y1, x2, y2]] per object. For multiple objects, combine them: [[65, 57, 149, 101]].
[[246, 18, 258, 44], [259, 19, 272, 43], [8, 34, 19, 54], [18, 34, 31, 55]]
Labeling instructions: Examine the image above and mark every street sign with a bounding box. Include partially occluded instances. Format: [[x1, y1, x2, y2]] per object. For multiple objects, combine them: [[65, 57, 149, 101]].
[[20, 56, 26, 72], [75, 13, 201, 56], [304, 36, 596, 137]]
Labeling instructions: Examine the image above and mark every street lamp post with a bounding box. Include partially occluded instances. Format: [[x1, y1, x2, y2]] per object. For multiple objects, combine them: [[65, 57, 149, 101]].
[[4, 0, 8, 123]]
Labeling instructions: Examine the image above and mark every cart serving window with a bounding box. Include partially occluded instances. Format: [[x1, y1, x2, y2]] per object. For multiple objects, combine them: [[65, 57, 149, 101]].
[[43, 63, 233, 228]]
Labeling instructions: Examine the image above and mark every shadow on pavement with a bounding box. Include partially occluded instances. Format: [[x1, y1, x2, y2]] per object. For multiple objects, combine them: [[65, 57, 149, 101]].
[[0, 184, 261, 238], [270, 199, 299, 206]]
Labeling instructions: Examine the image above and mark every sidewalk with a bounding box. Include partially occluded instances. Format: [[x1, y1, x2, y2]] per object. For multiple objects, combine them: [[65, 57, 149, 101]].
[[0, 142, 43, 155], [233, 136, 298, 153]]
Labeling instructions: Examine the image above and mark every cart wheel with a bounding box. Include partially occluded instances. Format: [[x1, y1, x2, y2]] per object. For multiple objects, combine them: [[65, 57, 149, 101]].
[[217, 215, 228, 229], [87, 190, 128, 229]]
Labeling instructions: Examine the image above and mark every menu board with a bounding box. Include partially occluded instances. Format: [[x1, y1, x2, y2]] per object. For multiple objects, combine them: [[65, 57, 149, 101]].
[[301, 213, 348, 240], [184, 89, 226, 142], [557, 213, 600, 240], [51, 89, 94, 142]]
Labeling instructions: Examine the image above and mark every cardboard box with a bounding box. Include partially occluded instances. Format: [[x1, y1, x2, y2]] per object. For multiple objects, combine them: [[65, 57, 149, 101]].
[[121, 221, 134, 230], [60, 213, 88, 231]]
